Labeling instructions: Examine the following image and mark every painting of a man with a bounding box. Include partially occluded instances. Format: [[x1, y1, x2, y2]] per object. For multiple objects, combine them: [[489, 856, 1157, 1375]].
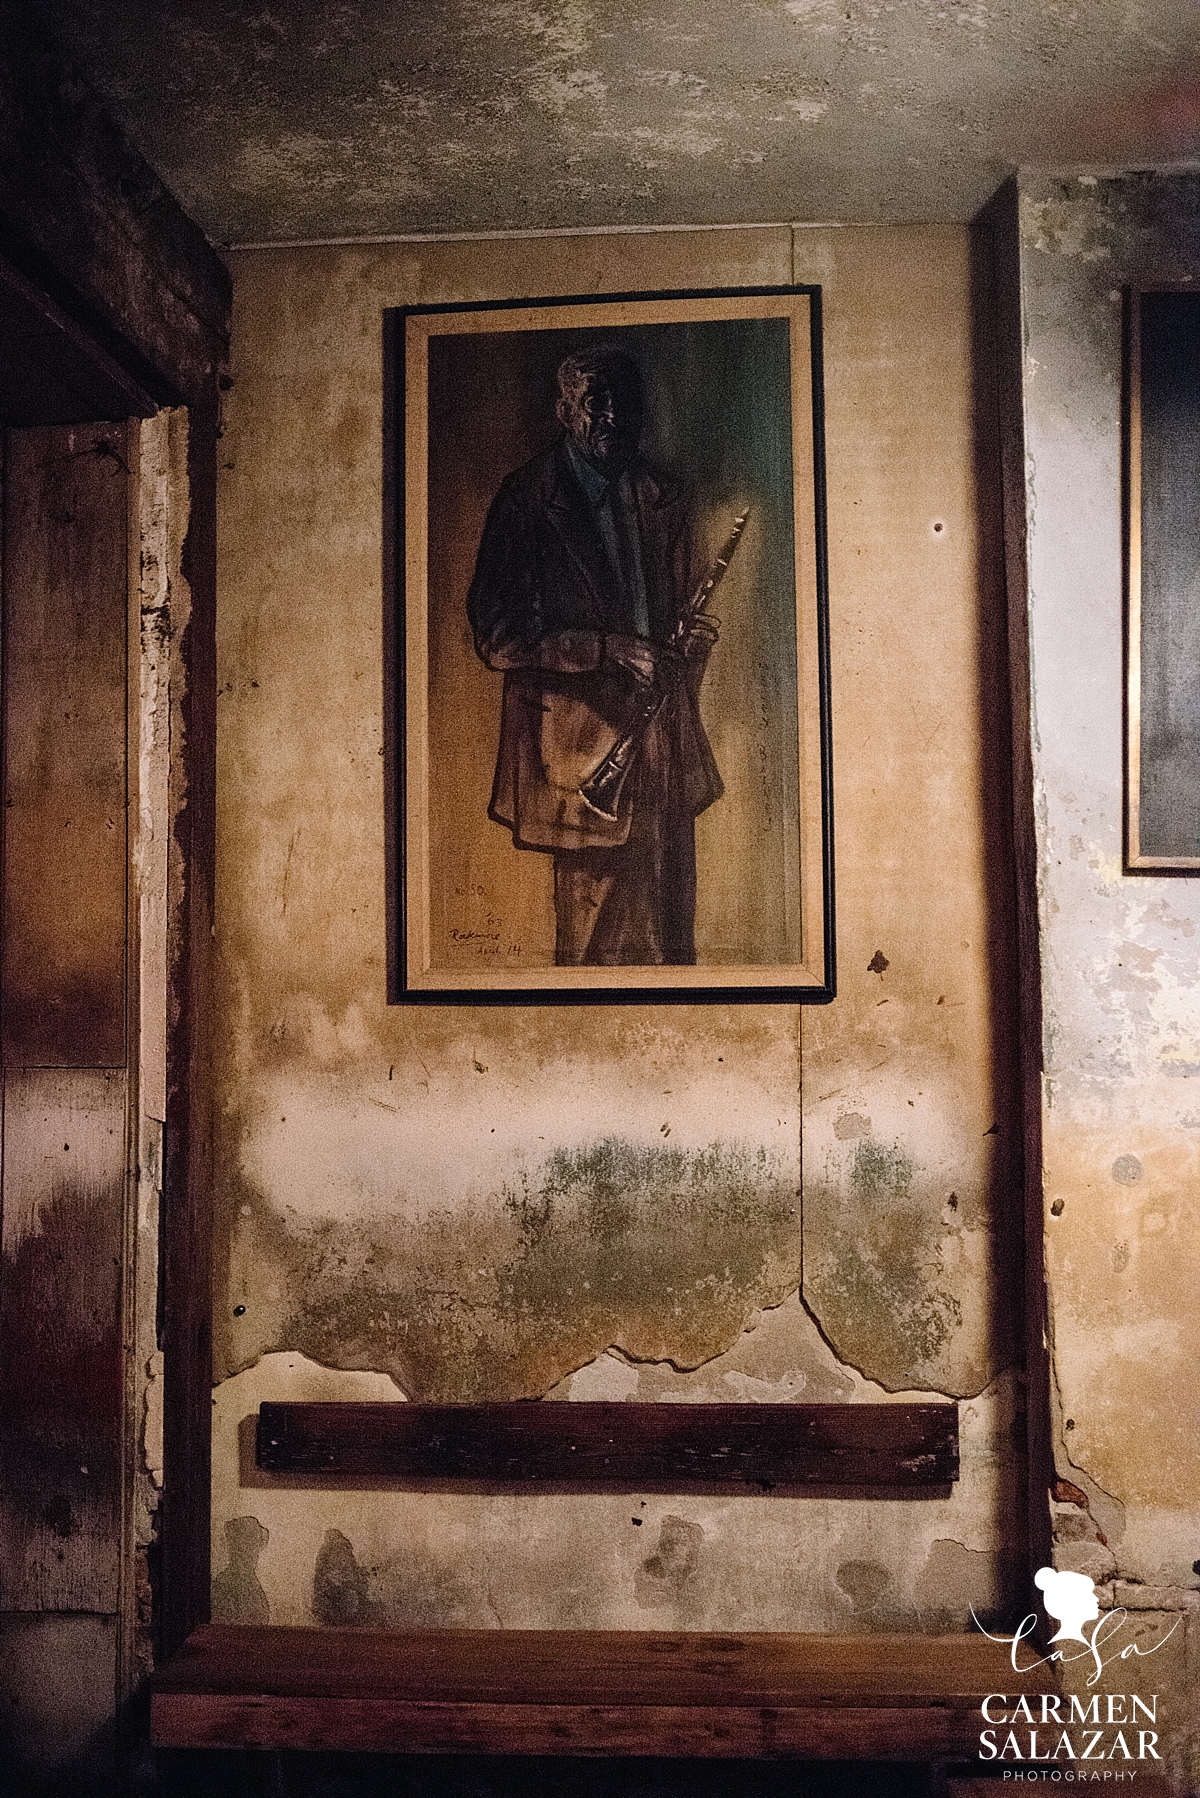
[[405, 297, 823, 995], [467, 344, 725, 966]]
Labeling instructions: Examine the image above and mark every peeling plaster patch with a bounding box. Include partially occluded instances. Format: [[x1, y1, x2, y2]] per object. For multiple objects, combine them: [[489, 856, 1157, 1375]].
[[552, 1349, 640, 1402], [225, 1137, 802, 1400], [638, 69, 710, 98], [1050, 1478, 1115, 1583], [211, 1515, 270, 1624], [142, 1351, 163, 1489], [1020, 191, 1115, 263], [785, 97, 828, 120], [477, 0, 607, 117], [1140, 898, 1195, 939], [547, 1291, 856, 1405], [833, 1110, 870, 1140], [603, 123, 724, 163], [236, 132, 423, 204]]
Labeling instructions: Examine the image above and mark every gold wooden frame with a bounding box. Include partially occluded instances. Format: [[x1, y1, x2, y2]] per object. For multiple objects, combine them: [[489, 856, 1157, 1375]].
[[389, 285, 834, 1002]]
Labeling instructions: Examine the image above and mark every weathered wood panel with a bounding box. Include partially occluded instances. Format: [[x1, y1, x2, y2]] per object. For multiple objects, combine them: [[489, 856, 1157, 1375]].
[[151, 1625, 1047, 1757], [152, 1697, 969, 1758], [256, 1401, 958, 1487], [2, 422, 128, 1068], [0, 1067, 127, 1611]]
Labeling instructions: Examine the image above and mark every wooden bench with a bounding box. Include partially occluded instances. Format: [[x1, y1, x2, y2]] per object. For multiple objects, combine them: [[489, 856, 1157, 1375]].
[[151, 1627, 1046, 1758]]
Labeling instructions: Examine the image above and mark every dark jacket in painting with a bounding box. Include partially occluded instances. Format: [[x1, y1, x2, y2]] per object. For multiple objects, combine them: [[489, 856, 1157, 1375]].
[[467, 437, 722, 967]]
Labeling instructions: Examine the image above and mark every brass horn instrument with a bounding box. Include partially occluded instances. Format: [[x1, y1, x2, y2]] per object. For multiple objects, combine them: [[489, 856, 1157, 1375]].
[[579, 507, 751, 823]]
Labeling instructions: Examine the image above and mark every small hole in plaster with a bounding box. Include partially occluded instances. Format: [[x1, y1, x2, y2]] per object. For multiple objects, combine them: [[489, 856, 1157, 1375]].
[[932, 520, 944, 534], [233, 1305, 246, 1316], [1065, 1418, 1075, 1430], [1051, 1198, 1065, 1216]]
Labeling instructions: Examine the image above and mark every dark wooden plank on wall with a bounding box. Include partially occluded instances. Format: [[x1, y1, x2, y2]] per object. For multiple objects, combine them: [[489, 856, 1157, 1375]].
[[0, 255, 159, 427], [257, 1401, 958, 1487], [151, 1625, 1045, 1756], [0, 11, 230, 408], [0, 1067, 127, 1612], [2, 422, 128, 1068]]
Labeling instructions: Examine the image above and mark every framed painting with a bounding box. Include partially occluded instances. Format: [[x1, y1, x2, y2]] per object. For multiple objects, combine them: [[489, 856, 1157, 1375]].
[[386, 284, 834, 999], [1126, 286, 1200, 871]]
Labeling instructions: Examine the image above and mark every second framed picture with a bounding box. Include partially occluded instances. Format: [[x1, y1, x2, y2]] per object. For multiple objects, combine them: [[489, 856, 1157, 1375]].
[[389, 284, 833, 1001]]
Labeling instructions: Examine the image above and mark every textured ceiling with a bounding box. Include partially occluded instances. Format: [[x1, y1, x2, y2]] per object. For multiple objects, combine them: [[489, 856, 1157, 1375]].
[[48, 0, 1200, 244]]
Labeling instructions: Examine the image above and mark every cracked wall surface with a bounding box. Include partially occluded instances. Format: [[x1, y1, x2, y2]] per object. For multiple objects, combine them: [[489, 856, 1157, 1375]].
[[213, 223, 1024, 1629], [1018, 172, 1200, 1792], [212, 1341, 1025, 1634]]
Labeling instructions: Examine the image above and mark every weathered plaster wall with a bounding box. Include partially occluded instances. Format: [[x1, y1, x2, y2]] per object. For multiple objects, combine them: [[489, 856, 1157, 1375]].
[[1017, 172, 1200, 1787], [213, 223, 1023, 1631]]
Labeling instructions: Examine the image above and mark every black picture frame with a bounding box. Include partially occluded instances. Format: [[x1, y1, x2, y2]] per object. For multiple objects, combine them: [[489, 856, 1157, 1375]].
[[1125, 285, 1200, 872]]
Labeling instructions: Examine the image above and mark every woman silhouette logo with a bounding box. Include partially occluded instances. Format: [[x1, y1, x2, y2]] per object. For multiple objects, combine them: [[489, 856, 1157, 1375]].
[[1034, 1566, 1100, 1643]]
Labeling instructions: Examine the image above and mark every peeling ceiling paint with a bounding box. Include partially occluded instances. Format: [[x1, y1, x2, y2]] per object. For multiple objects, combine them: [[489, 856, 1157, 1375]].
[[46, 0, 1200, 244]]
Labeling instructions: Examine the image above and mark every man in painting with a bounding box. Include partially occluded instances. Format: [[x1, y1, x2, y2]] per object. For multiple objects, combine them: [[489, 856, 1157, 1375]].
[[467, 343, 723, 966]]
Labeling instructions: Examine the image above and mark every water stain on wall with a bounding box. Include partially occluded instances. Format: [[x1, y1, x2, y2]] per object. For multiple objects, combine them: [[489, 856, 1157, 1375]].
[[802, 1133, 1014, 1396], [835, 1558, 890, 1613], [634, 1514, 705, 1616], [224, 1136, 802, 1401]]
